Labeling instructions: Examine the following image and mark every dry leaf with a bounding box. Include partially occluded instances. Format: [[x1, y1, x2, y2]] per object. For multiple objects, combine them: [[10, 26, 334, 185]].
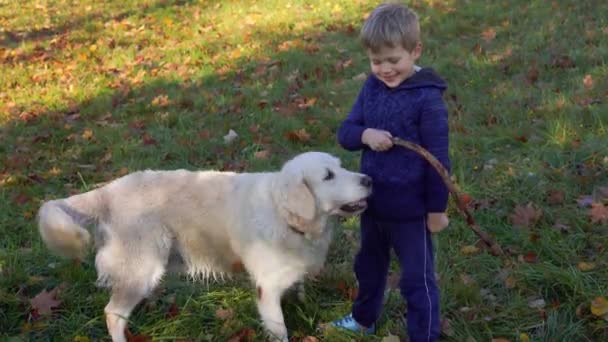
[[528, 298, 546, 309], [481, 28, 497, 42], [589, 203, 608, 224], [583, 74, 594, 90], [302, 337, 319, 342], [510, 203, 542, 228], [577, 262, 597, 271], [546, 190, 565, 205], [227, 327, 256, 342], [461, 245, 480, 255], [29, 284, 66, 315], [284, 128, 311, 143], [522, 251, 539, 263], [591, 297, 608, 317], [215, 308, 234, 320], [254, 150, 271, 160]]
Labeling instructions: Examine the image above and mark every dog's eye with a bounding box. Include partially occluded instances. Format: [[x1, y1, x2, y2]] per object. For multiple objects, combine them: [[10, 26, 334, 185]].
[[323, 169, 335, 181]]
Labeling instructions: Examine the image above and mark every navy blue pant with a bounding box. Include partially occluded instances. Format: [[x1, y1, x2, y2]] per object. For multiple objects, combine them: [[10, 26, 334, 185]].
[[352, 212, 440, 342]]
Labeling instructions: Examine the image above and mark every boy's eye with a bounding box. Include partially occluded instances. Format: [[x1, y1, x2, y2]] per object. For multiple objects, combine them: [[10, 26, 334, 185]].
[[371, 60, 381, 65], [388, 58, 401, 64], [323, 169, 335, 181]]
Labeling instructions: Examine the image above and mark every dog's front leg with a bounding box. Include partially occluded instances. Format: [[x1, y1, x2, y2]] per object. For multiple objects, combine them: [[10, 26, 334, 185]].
[[256, 284, 288, 342]]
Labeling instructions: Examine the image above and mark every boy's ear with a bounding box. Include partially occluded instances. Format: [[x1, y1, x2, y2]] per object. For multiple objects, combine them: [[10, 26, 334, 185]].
[[413, 42, 422, 59]]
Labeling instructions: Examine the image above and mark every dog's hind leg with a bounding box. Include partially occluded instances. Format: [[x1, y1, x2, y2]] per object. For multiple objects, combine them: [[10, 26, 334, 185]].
[[104, 288, 147, 342]]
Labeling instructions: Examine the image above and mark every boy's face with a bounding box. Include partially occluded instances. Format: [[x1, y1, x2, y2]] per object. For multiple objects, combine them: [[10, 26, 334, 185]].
[[367, 43, 422, 88]]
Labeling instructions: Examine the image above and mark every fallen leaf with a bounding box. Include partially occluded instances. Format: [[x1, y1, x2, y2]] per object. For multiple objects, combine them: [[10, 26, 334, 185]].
[[481, 28, 496, 42], [521, 251, 539, 263], [141, 132, 157, 146], [254, 150, 271, 160], [125, 328, 152, 342], [29, 284, 65, 315], [591, 297, 608, 317], [284, 128, 311, 143], [551, 55, 575, 69], [519, 333, 530, 342], [440, 318, 454, 337], [589, 203, 608, 224], [528, 298, 546, 309], [546, 190, 565, 205], [509, 203, 542, 228], [82, 129, 94, 140], [215, 308, 234, 320], [227, 327, 256, 342], [461, 245, 480, 255], [302, 337, 319, 342], [583, 74, 594, 90], [165, 302, 179, 319], [577, 262, 597, 271]]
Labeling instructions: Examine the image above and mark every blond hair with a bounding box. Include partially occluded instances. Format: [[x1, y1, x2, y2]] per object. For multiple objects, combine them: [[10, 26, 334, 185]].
[[360, 2, 420, 52]]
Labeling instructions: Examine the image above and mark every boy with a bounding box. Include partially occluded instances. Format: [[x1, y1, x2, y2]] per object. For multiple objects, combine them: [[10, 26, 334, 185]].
[[330, 2, 450, 342]]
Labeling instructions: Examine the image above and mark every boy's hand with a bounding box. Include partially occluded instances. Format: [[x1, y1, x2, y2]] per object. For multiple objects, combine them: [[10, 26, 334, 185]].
[[427, 212, 449, 233], [362, 128, 393, 151]]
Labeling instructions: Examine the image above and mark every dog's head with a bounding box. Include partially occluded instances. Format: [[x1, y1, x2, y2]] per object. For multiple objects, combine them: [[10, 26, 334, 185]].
[[273, 152, 372, 239]]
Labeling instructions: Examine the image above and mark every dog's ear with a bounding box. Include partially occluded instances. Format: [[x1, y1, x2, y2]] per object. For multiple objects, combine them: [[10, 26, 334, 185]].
[[274, 171, 319, 237]]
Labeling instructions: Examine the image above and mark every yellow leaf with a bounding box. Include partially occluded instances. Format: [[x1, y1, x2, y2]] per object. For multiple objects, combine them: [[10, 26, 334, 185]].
[[519, 333, 530, 342], [89, 44, 97, 52], [577, 262, 596, 271], [460, 245, 480, 255], [591, 297, 608, 317], [82, 129, 94, 140]]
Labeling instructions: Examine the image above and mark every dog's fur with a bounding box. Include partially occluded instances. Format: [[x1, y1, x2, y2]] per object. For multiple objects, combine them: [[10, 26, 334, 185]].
[[38, 152, 371, 341]]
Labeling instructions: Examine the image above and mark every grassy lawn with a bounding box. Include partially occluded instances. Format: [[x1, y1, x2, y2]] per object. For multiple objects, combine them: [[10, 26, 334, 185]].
[[1, 0, 607, 340]]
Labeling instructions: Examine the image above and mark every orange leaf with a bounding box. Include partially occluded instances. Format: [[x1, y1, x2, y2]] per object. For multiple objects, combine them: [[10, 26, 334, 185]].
[[583, 74, 594, 90], [227, 327, 256, 342], [125, 328, 152, 342], [481, 28, 497, 42], [589, 203, 608, 224], [284, 128, 311, 143], [522, 251, 539, 264]]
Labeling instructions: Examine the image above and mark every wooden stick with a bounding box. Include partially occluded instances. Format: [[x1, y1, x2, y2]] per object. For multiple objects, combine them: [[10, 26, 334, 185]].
[[391, 137, 504, 256]]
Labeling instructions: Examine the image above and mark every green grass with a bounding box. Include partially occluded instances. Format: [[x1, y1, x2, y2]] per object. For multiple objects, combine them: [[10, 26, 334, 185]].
[[1, 0, 608, 340]]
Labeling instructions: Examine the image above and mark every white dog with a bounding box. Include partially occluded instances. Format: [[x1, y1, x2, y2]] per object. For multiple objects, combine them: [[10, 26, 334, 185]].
[[38, 152, 372, 341]]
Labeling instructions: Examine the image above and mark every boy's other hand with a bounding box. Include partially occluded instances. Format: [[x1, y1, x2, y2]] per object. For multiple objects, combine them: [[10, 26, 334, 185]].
[[362, 128, 393, 151], [427, 212, 449, 233]]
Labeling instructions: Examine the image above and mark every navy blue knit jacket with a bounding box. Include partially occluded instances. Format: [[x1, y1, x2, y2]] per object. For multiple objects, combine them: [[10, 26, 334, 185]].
[[338, 68, 450, 221]]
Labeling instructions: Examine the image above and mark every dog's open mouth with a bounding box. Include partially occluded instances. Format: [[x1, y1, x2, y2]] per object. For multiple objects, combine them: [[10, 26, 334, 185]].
[[339, 199, 368, 214]]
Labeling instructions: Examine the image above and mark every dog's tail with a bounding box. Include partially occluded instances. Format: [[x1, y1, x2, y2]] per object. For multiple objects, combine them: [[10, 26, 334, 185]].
[[38, 189, 102, 260]]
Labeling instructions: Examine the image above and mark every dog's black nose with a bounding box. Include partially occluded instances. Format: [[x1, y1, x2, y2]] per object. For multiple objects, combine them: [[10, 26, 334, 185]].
[[360, 175, 372, 188]]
